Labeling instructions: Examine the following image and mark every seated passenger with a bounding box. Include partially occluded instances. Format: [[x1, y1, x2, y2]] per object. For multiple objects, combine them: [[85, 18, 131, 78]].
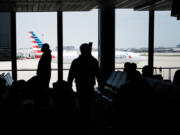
[[173, 70, 180, 86], [131, 63, 137, 72], [142, 65, 153, 78], [0, 77, 6, 97], [124, 62, 131, 73]]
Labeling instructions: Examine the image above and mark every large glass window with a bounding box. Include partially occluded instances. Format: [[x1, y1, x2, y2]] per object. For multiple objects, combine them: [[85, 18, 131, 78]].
[[115, 9, 149, 71], [16, 12, 57, 87], [154, 11, 180, 80], [63, 9, 98, 82], [0, 13, 12, 77]]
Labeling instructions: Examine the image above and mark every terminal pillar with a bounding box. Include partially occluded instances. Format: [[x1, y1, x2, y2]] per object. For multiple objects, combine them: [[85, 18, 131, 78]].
[[98, 8, 115, 81], [11, 12, 17, 81], [57, 11, 63, 81], [148, 10, 155, 75]]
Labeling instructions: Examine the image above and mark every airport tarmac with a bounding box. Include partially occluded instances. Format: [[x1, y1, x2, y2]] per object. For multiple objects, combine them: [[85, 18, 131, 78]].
[[0, 55, 180, 88]]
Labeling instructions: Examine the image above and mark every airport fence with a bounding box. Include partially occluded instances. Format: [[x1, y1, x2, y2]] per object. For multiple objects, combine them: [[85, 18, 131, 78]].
[[1, 67, 180, 84], [115, 67, 180, 81]]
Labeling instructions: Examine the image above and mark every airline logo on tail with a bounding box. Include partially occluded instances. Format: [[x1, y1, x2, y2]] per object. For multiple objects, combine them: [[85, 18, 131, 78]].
[[28, 32, 55, 58]]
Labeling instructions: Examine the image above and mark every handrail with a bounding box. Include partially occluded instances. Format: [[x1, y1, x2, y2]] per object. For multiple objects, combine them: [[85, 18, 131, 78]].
[[1, 67, 180, 72], [0, 68, 69, 71], [1, 67, 180, 81], [115, 67, 180, 70], [115, 67, 180, 80]]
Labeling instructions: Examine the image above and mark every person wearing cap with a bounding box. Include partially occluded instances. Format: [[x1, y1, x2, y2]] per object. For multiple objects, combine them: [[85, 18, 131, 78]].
[[37, 43, 52, 88], [68, 42, 103, 119]]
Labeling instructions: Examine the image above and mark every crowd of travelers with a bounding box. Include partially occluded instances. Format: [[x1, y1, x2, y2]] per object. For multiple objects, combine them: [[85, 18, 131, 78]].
[[0, 43, 180, 134]]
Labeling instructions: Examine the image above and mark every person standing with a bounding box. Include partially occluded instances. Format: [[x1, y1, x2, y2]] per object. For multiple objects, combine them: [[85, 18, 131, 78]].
[[68, 42, 103, 120], [37, 43, 52, 88]]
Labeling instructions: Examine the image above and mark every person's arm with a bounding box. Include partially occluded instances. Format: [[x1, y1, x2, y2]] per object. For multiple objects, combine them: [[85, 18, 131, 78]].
[[95, 61, 104, 91], [68, 61, 75, 87]]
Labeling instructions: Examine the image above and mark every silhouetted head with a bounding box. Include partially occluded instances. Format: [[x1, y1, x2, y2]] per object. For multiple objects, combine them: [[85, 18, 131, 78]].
[[142, 65, 153, 78], [124, 62, 131, 73], [41, 43, 50, 52], [173, 70, 180, 86], [80, 43, 92, 57], [131, 63, 137, 71]]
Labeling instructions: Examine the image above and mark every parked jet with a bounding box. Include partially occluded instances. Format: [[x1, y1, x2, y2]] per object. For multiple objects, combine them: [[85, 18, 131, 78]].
[[27, 31, 144, 64]]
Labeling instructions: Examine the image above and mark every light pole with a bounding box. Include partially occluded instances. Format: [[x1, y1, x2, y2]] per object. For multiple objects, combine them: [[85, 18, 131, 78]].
[[42, 33, 44, 43]]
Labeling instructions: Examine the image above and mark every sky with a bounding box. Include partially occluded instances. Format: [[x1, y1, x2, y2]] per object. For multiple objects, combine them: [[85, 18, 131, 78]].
[[16, 9, 180, 50]]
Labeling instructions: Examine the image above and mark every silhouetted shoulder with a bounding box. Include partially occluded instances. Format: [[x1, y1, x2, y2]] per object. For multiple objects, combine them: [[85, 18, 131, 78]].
[[72, 57, 79, 63], [71, 55, 98, 65], [91, 55, 98, 62]]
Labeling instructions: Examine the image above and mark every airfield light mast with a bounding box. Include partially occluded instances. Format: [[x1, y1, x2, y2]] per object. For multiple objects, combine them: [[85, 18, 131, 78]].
[[42, 33, 44, 43]]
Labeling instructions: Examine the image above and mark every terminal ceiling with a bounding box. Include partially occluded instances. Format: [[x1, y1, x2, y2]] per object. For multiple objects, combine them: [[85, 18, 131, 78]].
[[0, 0, 173, 12]]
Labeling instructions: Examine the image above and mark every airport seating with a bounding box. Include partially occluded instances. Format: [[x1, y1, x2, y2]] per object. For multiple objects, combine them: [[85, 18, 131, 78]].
[[0, 73, 5, 78], [95, 71, 128, 102], [144, 77, 172, 92], [153, 74, 163, 80], [144, 77, 173, 112], [144, 76, 172, 99], [4, 72, 14, 86], [0, 72, 14, 86]]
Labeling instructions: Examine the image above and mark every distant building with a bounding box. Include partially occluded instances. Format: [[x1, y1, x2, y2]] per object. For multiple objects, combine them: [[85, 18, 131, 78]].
[[127, 46, 180, 53], [172, 45, 180, 52], [63, 46, 75, 50], [176, 45, 180, 48], [154, 47, 172, 52]]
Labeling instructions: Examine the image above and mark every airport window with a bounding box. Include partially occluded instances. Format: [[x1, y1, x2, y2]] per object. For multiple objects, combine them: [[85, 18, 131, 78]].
[[63, 9, 98, 86], [115, 9, 149, 72], [0, 13, 12, 77], [154, 11, 180, 80], [16, 12, 57, 87]]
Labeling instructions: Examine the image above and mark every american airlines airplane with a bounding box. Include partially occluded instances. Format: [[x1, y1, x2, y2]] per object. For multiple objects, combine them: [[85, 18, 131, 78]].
[[25, 31, 144, 64]]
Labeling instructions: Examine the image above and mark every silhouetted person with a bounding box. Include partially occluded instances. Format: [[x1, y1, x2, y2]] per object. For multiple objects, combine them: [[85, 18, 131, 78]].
[[68, 43, 103, 126], [131, 63, 137, 72], [37, 43, 52, 88], [124, 62, 131, 73], [173, 70, 180, 86], [142, 65, 153, 78], [112, 70, 154, 135], [0, 77, 6, 97], [0, 77, 7, 111], [52, 80, 79, 133]]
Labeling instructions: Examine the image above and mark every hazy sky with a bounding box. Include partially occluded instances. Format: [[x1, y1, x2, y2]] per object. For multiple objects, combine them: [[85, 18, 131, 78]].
[[16, 9, 180, 50]]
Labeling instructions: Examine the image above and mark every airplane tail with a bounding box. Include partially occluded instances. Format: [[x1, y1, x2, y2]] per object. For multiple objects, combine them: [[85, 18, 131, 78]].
[[28, 31, 55, 58], [28, 32, 43, 58]]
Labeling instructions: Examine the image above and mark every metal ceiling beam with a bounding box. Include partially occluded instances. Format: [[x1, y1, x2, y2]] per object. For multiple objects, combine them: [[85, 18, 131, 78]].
[[134, 0, 170, 11], [0, 0, 173, 11], [117, 0, 145, 8]]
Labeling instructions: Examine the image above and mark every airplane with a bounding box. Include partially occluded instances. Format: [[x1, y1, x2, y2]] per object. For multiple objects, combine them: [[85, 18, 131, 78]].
[[89, 50, 144, 63], [27, 31, 145, 64], [115, 51, 145, 63], [28, 31, 81, 63]]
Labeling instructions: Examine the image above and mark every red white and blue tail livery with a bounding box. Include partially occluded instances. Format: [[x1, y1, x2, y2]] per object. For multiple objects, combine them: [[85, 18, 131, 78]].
[[28, 32, 44, 58], [28, 31, 56, 58]]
